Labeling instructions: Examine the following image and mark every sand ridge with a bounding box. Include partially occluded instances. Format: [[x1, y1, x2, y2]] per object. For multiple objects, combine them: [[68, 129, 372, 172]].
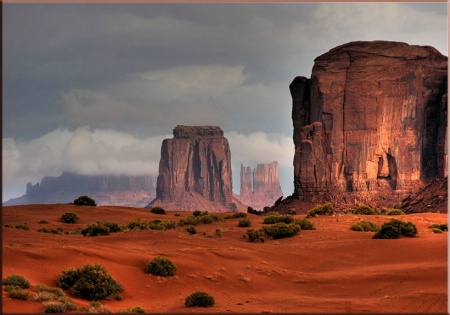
[[2, 204, 448, 313]]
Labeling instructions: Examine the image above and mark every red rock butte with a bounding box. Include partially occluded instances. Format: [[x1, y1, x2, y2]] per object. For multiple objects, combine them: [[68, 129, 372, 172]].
[[238, 162, 283, 210], [288, 40, 447, 210], [147, 125, 245, 212]]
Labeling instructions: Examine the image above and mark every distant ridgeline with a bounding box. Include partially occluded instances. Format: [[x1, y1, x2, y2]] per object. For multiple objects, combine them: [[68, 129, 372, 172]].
[[3, 172, 157, 207]]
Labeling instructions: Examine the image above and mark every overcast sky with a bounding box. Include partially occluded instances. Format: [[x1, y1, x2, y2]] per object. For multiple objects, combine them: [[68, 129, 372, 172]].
[[3, 2, 448, 202]]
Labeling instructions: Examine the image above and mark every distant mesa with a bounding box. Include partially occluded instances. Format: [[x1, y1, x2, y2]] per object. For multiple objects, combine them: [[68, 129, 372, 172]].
[[3, 172, 156, 207], [237, 161, 283, 210], [276, 40, 448, 212], [147, 125, 244, 212]]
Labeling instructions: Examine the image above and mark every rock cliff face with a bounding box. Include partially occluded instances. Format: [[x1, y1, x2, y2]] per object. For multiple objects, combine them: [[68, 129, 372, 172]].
[[289, 41, 447, 209], [147, 125, 237, 212], [3, 172, 156, 207], [238, 162, 283, 209]]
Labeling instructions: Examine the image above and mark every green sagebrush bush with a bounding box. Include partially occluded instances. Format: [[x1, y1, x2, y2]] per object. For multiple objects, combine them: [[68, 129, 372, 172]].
[[185, 291, 215, 307], [4, 286, 31, 300], [185, 225, 197, 234], [178, 211, 222, 226], [262, 222, 300, 239], [263, 214, 294, 224], [306, 203, 334, 217], [429, 223, 448, 232], [350, 221, 380, 232], [81, 222, 111, 236], [144, 256, 177, 277], [294, 218, 316, 230], [74, 195, 96, 206], [224, 212, 247, 219], [246, 228, 267, 243], [57, 264, 123, 301], [373, 219, 417, 239], [60, 212, 79, 224], [127, 218, 177, 230], [2, 274, 30, 289], [352, 205, 376, 215], [387, 209, 405, 215], [238, 218, 251, 227], [43, 301, 67, 313], [150, 206, 166, 214]]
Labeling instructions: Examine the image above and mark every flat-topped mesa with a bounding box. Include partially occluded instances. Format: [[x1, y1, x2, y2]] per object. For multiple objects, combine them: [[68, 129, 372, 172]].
[[147, 125, 238, 212], [290, 40, 447, 210], [173, 125, 224, 139]]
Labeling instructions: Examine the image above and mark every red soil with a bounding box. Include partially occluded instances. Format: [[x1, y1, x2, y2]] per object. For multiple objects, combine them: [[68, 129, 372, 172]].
[[2, 204, 448, 313]]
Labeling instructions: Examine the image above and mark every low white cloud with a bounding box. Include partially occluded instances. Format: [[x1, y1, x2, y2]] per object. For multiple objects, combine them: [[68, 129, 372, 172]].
[[2, 127, 167, 186]]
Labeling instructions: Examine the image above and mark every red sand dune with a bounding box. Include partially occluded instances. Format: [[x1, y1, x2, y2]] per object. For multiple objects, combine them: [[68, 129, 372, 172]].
[[2, 204, 448, 313]]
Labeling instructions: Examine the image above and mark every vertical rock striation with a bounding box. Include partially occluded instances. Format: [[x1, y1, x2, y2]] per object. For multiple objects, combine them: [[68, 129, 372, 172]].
[[147, 125, 237, 212], [238, 161, 283, 210], [290, 41, 447, 209]]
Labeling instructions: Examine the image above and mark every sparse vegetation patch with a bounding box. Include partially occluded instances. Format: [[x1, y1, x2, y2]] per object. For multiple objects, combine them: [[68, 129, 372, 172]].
[[238, 218, 251, 227], [151, 206, 166, 214], [74, 195, 96, 206], [185, 291, 215, 307], [225, 212, 247, 219], [60, 212, 80, 224], [350, 221, 380, 232], [263, 214, 294, 224], [306, 203, 334, 217], [373, 219, 417, 239], [295, 218, 316, 230], [429, 223, 447, 232], [145, 256, 177, 277], [387, 209, 405, 215], [3, 274, 30, 289], [352, 205, 376, 215], [57, 264, 123, 300]]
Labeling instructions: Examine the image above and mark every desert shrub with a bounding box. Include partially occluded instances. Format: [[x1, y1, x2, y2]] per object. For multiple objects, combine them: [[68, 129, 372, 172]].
[[306, 203, 334, 217], [238, 218, 251, 227], [185, 291, 215, 307], [145, 256, 177, 277], [215, 229, 222, 237], [60, 212, 79, 224], [295, 218, 316, 230], [43, 301, 67, 313], [103, 222, 125, 233], [350, 221, 380, 232], [151, 206, 166, 215], [6, 286, 30, 300], [15, 224, 29, 230], [225, 212, 247, 219], [262, 222, 300, 239], [245, 229, 267, 243], [81, 222, 110, 236], [181, 212, 222, 226], [145, 219, 176, 230], [287, 210, 297, 216], [3, 274, 30, 288], [429, 223, 448, 232], [387, 209, 405, 216], [39, 219, 49, 224], [352, 205, 376, 215], [79, 301, 111, 313], [130, 306, 146, 313], [373, 219, 417, 239], [185, 226, 197, 235], [431, 227, 443, 234], [74, 195, 96, 206], [57, 264, 123, 301], [127, 218, 148, 230], [263, 214, 294, 224]]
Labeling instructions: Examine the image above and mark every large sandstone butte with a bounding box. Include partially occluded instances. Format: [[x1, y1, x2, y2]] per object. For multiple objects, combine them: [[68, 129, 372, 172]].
[[287, 41, 447, 210], [238, 162, 283, 210], [2, 172, 156, 207], [147, 125, 241, 212]]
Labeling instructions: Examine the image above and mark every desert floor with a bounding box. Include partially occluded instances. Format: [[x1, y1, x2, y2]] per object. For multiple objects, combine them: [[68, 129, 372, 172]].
[[2, 204, 448, 314]]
